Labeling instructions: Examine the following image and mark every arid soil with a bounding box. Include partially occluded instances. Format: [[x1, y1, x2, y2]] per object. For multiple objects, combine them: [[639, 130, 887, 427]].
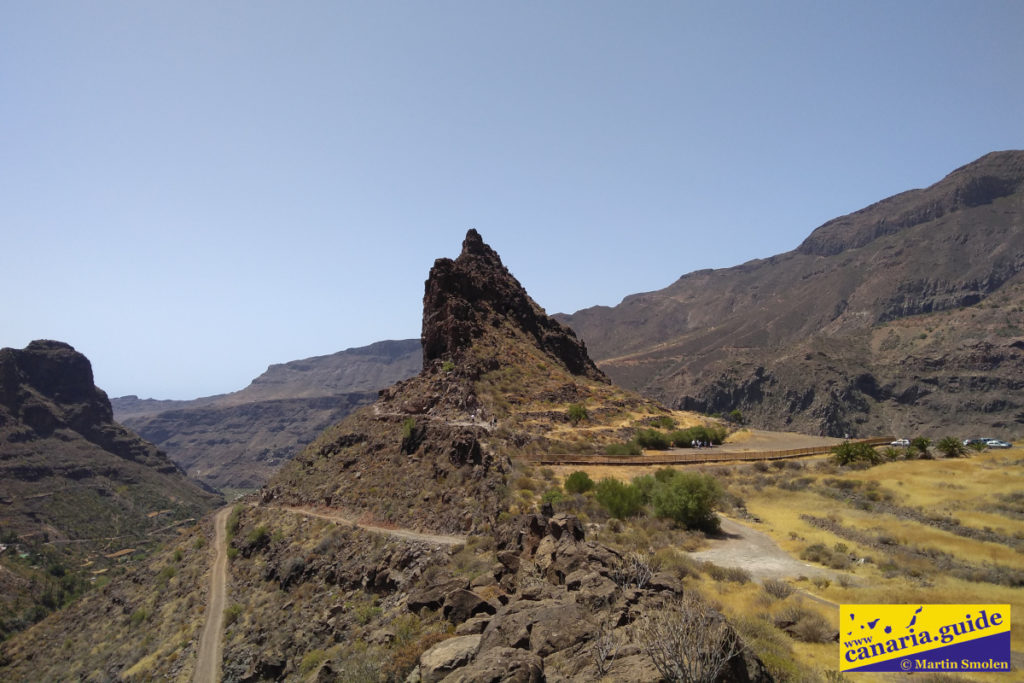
[[689, 517, 839, 583]]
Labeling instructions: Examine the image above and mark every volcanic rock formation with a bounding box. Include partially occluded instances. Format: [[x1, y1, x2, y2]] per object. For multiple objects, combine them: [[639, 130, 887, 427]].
[[422, 228, 606, 382]]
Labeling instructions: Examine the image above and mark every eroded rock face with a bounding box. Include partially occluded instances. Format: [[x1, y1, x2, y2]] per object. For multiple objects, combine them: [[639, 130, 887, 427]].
[[422, 229, 606, 382], [0, 340, 179, 470]]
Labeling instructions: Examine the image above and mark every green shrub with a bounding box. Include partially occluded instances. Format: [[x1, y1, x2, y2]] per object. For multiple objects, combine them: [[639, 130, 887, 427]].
[[669, 425, 727, 447], [226, 504, 243, 540], [441, 360, 455, 373], [630, 474, 658, 504], [634, 429, 671, 450], [563, 471, 595, 494], [224, 603, 243, 627], [650, 471, 723, 532], [594, 478, 643, 518], [300, 649, 328, 674], [650, 415, 677, 429], [567, 403, 588, 425], [402, 418, 416, 440], [541, 488, 566, 505], [605, 441, 642, 456], [130, 608, 151, 628]]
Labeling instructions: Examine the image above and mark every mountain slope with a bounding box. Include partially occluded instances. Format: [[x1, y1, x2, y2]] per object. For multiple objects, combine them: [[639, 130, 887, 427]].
[[0, 340, 221, 639], [269, 229, 657, 534], [558, 150, 1024, 438], [112, 339, 421, 490], [1, 231, 768, 682]]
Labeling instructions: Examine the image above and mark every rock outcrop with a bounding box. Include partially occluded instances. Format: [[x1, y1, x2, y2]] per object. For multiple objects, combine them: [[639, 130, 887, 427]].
[[423, 229, 606, 382]]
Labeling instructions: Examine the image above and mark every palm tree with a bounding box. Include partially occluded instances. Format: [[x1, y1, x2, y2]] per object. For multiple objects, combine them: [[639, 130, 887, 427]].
[[937, 436, 967, 458]]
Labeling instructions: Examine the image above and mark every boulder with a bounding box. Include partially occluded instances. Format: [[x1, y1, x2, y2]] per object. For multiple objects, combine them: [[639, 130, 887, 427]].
[[407, 576, 468, 612], [439, 647, 543, 683], [442, 588, 498, 624], [419, 635, 481, 683]]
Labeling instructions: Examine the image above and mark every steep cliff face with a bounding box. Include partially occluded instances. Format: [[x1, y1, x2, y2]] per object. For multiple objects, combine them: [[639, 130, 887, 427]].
[[0, 340, 214, 479], [559, 151, 1024, 438]]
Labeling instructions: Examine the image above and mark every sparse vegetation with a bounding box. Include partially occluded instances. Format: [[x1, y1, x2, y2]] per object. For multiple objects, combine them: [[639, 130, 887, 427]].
[[567, 402, 588, 425], [636, 591, 745, 683]]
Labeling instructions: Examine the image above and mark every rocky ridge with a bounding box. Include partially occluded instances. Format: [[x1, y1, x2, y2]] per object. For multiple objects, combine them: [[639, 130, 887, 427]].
[[558, 150, 1024, 438]]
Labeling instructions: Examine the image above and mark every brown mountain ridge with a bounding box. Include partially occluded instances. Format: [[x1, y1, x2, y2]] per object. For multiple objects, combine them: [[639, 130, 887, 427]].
[[558, 150, 1024, 438]]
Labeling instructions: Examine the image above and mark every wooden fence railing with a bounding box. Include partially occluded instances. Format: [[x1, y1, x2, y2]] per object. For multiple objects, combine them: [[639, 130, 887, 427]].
[[522, 437, 894, 467]]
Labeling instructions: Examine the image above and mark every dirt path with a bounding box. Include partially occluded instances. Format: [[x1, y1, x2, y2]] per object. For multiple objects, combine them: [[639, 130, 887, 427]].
[[276, 505, 467, 546], [690, 517, 840, 584], [194, 506, 231, 683]]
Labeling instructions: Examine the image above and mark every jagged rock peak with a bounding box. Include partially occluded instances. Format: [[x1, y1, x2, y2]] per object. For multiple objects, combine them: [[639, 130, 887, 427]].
[[422, 229, 607, 382]]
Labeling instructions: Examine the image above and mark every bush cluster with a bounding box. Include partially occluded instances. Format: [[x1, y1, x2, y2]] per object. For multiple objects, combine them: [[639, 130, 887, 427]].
[[563, 471, 595, 494], [583, 468, 722, 531], [607, 424, 728, 454], [831, 441, 882, 466]]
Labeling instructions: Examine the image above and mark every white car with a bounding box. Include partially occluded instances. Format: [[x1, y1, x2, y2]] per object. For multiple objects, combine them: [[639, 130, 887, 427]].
[[985, 440, 1012, 449], [890, 438, 910, 447]]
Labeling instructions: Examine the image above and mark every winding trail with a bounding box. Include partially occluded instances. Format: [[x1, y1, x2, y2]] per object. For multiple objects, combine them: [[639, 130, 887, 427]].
[[194, 506, 231, 683], [275, 505, 466, 546]]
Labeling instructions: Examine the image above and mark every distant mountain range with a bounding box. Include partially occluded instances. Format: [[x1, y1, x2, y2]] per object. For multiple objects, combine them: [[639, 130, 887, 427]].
[[112, 340, 421, 491], [558, 150, 1024, 438], [119, 151, 1023, 492]]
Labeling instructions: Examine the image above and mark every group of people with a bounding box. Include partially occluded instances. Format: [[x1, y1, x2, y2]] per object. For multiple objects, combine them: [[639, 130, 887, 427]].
[[690, 439, 713, 448]]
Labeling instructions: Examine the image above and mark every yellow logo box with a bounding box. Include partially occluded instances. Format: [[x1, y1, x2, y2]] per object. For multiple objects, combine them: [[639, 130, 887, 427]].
[[840, 604, 1011, 673]]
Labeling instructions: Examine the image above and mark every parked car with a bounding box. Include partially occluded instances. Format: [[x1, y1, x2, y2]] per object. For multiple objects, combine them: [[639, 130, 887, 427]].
[[985, 440, 1012, 449], [891, 438, 910, 447], [963, 438, 991, 447]]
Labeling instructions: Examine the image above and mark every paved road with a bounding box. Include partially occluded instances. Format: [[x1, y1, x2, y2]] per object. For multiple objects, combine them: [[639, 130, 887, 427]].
[[194, 506, 231, 683], [276, 505, 466, 546]]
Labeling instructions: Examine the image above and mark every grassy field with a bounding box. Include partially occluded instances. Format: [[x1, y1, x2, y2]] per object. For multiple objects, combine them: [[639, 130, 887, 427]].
[[546, 446, 1024, 682]]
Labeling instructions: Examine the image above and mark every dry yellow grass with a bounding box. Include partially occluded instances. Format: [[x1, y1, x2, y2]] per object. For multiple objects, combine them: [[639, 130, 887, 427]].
[[732, 450, 1024, 680]]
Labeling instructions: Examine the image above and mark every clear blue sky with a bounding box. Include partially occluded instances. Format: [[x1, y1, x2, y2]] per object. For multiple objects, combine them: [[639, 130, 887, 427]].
[[3, 2, 1022, 399]]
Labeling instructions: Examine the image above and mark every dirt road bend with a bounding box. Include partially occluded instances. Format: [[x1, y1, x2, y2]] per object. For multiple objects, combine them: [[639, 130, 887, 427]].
[[690, 517, 839, 583], [276, 505, 467, 546], [194, 506, 231, 683]]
